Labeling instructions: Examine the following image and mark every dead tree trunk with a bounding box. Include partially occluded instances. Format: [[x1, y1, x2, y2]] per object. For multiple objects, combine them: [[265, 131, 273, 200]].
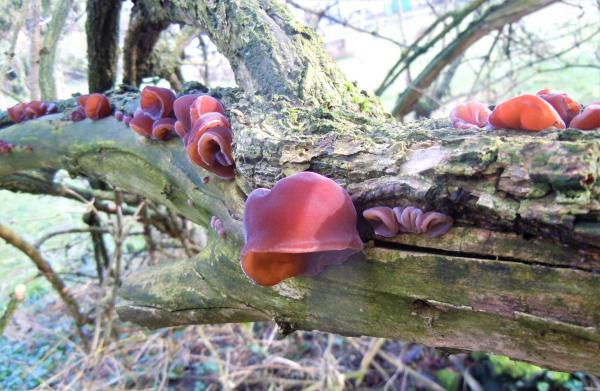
[[1, 0, 599, 375]]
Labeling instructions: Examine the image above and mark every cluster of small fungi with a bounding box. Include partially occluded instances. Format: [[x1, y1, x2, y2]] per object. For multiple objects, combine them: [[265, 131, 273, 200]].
[[7, 100, 57, 123], [363, 206, 453, 238], [450, 89, 600, 131]]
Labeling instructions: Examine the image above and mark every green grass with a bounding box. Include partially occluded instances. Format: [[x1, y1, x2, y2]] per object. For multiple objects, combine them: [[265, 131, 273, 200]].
[[0, 190, 87, 312]]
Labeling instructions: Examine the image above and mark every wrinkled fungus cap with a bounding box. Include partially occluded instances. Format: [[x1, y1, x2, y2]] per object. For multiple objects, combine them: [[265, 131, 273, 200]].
[[85, 93, 111, 120], [488, 94, 565, 131], [152, 117, 177, 140], [190, 95, 225, 126], [536, 89, 580, 127], [449, 101, 490, 129], [186, 126, 235, 179], [569, 104, 600, 130], [130, 111, 154, 138], [363, 206, 398, 237], [173, 94, 201, 134], [241, 172, 364, 286], [7, 103, 27, 123], [140, 86, 176, 120]]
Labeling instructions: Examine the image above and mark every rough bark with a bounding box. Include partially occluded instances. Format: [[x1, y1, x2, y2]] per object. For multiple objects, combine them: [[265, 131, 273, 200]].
[[122, 5, 169, 87], [1, 0, 599, 375], [85, 0, 122, 92]]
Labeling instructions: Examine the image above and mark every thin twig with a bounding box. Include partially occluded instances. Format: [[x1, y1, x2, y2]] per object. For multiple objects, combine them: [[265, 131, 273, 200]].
[[0, 222, 88, 348]]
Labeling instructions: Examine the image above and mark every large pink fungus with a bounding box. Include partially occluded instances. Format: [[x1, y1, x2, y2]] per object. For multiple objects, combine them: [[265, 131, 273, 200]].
[[363, 206, 398, 237], [241, 172, 364, 286], [449, 101, 491, 129], [139, 86, 176, 120]]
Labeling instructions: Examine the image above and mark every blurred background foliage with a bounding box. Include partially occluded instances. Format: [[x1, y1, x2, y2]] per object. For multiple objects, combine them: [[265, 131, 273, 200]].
[[1, 0, 599, 389]]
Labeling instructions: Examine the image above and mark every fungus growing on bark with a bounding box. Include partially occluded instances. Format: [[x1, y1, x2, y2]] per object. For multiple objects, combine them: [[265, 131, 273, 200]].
[[393, 206, 423, 233], [241, 172, 363, 287], [7, 103, 27, 123], [449, 101, 491, 129], [8, 100, 57, 123], [536, 89, 580, 126], [392, 206, 453, 237], [70, 106, 86, 122], [140, 86, 176, 120], [152, 118, 177, 140], [24, 100, 47, 119], [173, 94, 201, 135], [84, 93, 111, 120], [363, 206, 399, 237], [129, 112, 154, 138], [210, 216, 226, 238], [488, 94, 565, 131], [419, 211, 454, 237], [186, 126, 235, 179], [190, 95, 225, 126], [570, 104, 600, 130], [194, 112, 230, 133]]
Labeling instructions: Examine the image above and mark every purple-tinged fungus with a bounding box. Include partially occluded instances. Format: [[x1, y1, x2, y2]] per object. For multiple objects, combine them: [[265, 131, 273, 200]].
[[173, 94, 201, 135], [140, 86, 176, 120], [363, 206, 399, 237], [152, 117, 177, 140], [129, 111, 154, 138], [241, 172, 363, 286]]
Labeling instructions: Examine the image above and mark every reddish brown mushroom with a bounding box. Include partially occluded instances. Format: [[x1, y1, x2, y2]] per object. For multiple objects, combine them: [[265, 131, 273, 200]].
[[129, 111, 154, 138], [569, 104, 600, 130], [24, 100, 47, 119], [70, 106, 87, 122], [123, 115, 132, 127], [7, 103, 27, 123], [152, 117, 177, 140], [449, 101, 491, 129], [488, 94, 565, 131], [114, 110, 124, 121], [190, 95, 225, 126], [139, 86, 176, 120], [194, 112, 230, 133], [186, 126, 235, 179], [536, 89, 580, 127], [84, 93, 111, 120], [173, 94, 201, 135], [241, 172, 363, 286], [363, 206, 399, 237]]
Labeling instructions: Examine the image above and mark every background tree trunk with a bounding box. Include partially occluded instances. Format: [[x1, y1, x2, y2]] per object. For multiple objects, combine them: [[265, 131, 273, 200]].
[[1, 0, 599, 375]]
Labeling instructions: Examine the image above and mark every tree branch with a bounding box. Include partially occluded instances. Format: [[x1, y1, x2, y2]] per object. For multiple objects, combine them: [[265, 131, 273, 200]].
[[391, 0, 558, 118]]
